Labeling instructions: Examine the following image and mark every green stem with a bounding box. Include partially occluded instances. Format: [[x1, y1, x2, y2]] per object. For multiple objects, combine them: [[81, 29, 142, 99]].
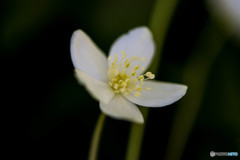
[[125, 0, 180, 160], [164, 22, 226, 160], [148, 0, 179, 72], [88, 113, 106, 160], [125, 107, 149, 160]]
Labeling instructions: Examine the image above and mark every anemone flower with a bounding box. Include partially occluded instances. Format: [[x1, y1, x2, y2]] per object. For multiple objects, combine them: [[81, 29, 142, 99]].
[[71, 26, 187, 123]]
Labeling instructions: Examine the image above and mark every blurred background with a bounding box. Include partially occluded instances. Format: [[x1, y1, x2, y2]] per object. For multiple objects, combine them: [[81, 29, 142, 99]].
[[1, 0, 239, 159]]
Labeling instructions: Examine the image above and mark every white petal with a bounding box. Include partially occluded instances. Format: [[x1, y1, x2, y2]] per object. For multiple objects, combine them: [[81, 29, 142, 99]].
[[75, 69, 115, 104], [100, 94, 143, 123], [124, 81, 187, 107], [108, 27, 155, 74], [71, 30, 108, 82]]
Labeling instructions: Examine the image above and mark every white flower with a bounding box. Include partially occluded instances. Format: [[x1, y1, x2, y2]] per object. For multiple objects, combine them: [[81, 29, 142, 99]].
[[71, 26, 187, 123]]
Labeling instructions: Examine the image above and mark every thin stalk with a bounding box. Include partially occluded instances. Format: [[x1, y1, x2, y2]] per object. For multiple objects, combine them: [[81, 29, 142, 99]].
[[88, 113, 106, 160], [125, 0, 180, 160], [125, 107, 149, 160]]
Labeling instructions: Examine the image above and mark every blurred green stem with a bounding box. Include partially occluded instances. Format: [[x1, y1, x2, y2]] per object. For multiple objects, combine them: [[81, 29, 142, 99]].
[[125, 107, 149, 160], [148, 0, 179, 72], [164, 22, 226, 160], [88, 113, 106, 160], [125, 0, 180, 160]]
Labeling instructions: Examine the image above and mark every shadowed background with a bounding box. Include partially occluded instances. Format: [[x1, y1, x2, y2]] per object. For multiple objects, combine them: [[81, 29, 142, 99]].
[[1, 0, 239, 159]]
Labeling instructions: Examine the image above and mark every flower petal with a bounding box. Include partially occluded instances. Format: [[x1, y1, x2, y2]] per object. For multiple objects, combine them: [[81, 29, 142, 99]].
[[100, 94, 144, 123], [108, 26, 155, 74], [75, 69, 115, 104], [124, 81, 187, 107], [71, 30, 108, 82]]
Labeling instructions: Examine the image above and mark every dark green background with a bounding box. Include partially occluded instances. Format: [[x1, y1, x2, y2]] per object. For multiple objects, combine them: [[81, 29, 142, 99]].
[[1, 0, 239, 159]]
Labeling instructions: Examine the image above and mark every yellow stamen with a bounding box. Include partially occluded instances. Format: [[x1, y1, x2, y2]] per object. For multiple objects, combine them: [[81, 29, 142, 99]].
[[135, 92, 141, 97], [141, 57, 146, 62], [134, 65, 139, 70], [138, 75, 144, 81], [107, 52, 155, 97], [131, 71, 136, 76], [108, 56, 112, 61], [121, 50, 126, 59]]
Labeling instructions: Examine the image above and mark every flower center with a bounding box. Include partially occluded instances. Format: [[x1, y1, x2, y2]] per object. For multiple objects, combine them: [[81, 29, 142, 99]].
[[107, 50, 155, 97]]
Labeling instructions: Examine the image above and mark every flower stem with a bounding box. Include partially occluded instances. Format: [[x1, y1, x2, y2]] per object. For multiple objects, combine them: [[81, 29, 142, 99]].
[[125, 107, 149, 160], [148, 0, 180, 72], [88, 113, 106, 160], [125, 0, 180, 159]]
